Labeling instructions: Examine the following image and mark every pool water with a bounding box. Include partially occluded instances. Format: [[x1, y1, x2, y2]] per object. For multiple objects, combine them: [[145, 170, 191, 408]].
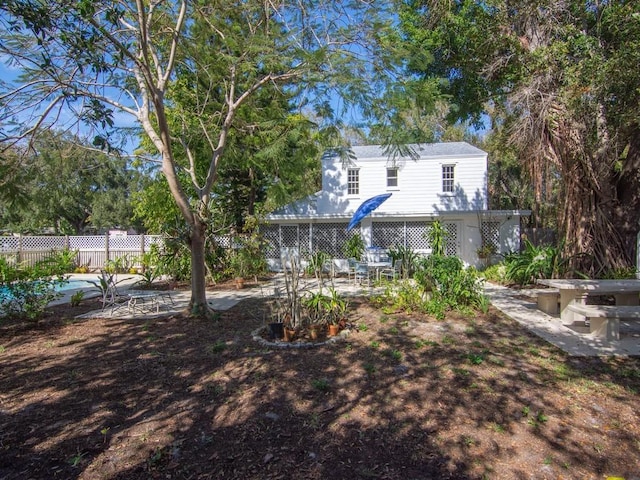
[[0, 279, 94, 302], [57, 280, 94, 291]]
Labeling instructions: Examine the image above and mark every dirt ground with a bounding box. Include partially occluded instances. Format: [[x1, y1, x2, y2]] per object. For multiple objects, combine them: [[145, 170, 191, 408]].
[[1, 281, 640, 480]]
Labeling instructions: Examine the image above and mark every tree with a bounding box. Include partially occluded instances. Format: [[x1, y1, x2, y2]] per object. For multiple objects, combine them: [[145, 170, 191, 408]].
[[0, 130, 138, 234], [398, 0, 640, 276], [0, 1, 395, 316]]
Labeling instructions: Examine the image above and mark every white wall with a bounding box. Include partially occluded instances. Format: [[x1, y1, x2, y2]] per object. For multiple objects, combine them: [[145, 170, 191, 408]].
[[317, 144, 488, 216]]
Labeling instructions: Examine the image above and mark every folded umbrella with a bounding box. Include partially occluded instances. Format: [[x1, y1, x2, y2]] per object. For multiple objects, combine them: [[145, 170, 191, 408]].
[[346, 193, 392, 232]]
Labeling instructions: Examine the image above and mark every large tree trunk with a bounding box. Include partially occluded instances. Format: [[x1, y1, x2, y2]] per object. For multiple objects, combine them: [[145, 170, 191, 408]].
[[546, 106, 637, 277], [188, 218, 211, 317]]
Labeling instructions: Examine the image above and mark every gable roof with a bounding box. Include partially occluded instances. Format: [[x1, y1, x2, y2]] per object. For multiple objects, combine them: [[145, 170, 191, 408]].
[[326, 142, 486, 162]]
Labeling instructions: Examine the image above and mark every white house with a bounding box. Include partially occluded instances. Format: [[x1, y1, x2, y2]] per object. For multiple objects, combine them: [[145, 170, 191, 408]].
[[263, 142, 529, 270]]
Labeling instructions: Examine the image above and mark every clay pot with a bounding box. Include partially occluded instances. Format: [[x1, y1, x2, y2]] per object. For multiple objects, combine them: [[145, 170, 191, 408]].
[[328, 324, 339, 337], [283, 327, 296, 342], [309, 325, 320, 340]]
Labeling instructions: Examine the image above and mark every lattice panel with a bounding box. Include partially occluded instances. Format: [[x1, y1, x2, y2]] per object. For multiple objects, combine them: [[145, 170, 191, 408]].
[[406, 222, 430, 250], [372, 222, 404, 249], [299, 224, 310, 256], [260, 225, 280, 257], [109, 235, 144, 250], [444, 222, 459, 256], [481, 221, 500, 250], [21, 236, 66, 250], [0, 236, 19, 252], [312, 223, 348, 257], [69, 236, 106, 249], [281, 225, 299, 248]]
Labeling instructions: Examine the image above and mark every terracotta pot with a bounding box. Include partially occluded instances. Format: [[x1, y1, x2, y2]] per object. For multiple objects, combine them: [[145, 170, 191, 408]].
[[235, 277, 245, 289], [309, 325, 320, 340], [283, 327, 296, 342], [328, 324, 339, 337]]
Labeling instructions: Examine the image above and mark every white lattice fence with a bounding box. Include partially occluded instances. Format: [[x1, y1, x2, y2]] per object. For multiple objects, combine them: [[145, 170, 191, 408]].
[[444, 222, 459, 256], [260, 225, 280, 257], [372, 222, 404, 249], [406, 222, 430, 250], [312, 223, 349, 257], [0, 234, 162, 270]]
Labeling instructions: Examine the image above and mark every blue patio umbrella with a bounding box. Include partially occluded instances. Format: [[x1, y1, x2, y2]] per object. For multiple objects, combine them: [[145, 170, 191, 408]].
[[346, 193, 392, 232]]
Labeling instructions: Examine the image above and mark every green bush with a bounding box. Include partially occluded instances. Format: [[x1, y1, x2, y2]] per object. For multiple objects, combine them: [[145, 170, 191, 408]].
[[480, 263, 509, 284], [388, 245, 419, 279], [414, 255, 484, 310], [0, 257, 67, 321], [342, 233, 365, 260], [503, 240, 559, 285]]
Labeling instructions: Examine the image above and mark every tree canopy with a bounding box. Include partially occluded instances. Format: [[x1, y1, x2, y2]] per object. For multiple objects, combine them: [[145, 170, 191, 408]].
[[0, 0, 398, 315], [398, 0, 640, 276], [0, 130, 139, 234]]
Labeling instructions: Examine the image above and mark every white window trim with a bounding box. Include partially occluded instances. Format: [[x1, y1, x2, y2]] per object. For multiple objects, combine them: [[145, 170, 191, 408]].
[[441, 163, 456, 194], [347, 168, 360, 196], [386, 167, 399, 189]]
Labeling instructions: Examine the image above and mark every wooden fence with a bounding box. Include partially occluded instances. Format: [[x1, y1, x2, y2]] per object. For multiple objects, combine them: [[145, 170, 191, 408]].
[[0, 234, 163, 271]]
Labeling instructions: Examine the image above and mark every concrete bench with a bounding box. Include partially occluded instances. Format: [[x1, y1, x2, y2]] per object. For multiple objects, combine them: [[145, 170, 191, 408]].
[[566, 304, 640, 341], [536, 290, 559, 315]]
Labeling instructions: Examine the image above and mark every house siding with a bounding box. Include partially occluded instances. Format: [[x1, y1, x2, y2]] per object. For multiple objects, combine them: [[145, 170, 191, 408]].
[[318, 143, 488, 215]]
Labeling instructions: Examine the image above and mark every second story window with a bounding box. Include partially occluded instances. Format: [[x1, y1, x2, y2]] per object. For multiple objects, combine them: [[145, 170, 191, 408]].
[[348, 168, 359, 195], [442, 164, 455, 193], [386, 167, 398, 188]]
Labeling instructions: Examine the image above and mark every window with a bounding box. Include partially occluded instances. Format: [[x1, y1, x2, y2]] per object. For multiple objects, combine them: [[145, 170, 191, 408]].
[[347, 168, 359, 195], [386, 167, 398, 188], [442, 164, 455, 193]]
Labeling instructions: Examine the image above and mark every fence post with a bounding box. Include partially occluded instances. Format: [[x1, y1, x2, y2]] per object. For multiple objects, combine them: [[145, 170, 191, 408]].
[[140, 234, 146, 273], [17, 234, 23, 263], [105, 231, 110, 268]]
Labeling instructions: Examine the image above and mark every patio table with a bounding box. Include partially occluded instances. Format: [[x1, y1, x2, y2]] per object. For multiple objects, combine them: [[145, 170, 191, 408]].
[[368, 261, 393, 281], [536, 279, 640, 324]]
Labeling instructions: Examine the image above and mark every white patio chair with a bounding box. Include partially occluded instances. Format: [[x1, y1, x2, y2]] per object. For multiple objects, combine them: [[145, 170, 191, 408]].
[[354, 261, 372, 286], [380, 259, 401, 281], [94, 270, 129, 315], [347, 258, 358, 283]]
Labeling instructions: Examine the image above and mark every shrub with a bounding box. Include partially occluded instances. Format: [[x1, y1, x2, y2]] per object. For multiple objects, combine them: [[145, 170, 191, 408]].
[[503, 240, 559, 285], [0, 257, 67, 321], [480, 263, 509, 284], [414, 255, 484, 310], [387, 245, 419, 279]]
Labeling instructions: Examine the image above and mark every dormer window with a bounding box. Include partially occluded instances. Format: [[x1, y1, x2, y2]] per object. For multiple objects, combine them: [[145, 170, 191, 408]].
[[347, 168, 359, 195], [442, 164, 455, 193], [386, 167, 398, 187]]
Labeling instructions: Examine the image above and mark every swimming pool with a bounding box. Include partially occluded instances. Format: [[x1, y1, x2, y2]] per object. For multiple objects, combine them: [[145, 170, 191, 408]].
[[0, 279, 94, 303]]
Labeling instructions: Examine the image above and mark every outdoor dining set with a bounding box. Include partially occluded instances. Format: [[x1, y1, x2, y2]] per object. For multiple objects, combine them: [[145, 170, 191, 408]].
[[348, 247, 401, 286]]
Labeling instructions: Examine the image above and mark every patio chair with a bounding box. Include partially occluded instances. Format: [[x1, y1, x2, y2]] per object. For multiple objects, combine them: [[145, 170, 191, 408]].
[[95, 270, 129, 315], [354, 261, 372, 286], [347, 258, 358, 283], [380, 259, 401, 281]]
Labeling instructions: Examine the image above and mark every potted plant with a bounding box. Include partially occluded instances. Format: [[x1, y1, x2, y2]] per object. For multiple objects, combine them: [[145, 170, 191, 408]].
[[229, 250, 249, 289], [326, 288, 348, 336], [476, 243, 497, 259], [302, 291, 330, 339]]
